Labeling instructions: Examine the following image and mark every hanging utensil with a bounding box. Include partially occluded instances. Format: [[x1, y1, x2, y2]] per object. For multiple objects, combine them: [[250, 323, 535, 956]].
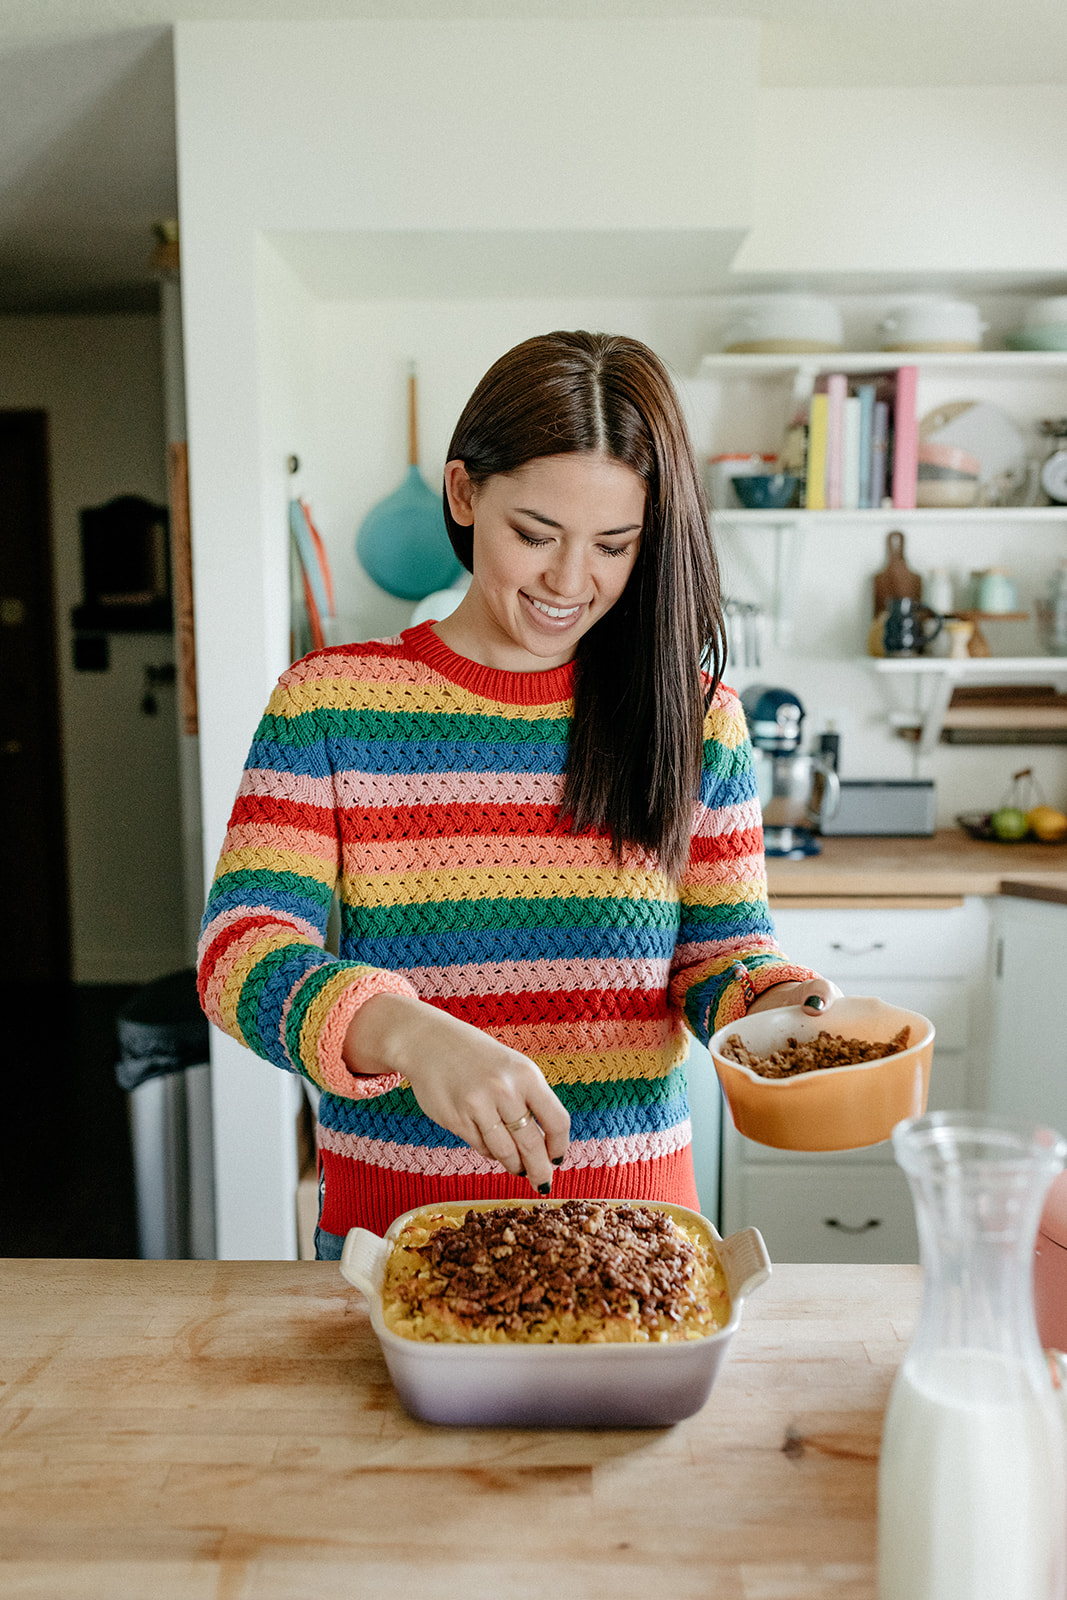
[[355, 363, 462, 602]]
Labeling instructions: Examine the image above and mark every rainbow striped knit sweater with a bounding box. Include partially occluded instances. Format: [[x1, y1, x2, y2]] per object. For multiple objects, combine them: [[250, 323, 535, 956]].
[[198, 621, 813, 1235]]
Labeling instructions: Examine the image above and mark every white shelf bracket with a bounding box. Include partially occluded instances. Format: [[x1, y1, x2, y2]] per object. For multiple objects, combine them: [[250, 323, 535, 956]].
[[916, 667, 957, 759]]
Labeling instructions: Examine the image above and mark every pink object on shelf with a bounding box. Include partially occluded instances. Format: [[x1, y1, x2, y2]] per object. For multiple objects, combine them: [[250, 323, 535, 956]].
[[1035, 1171, 1067, 1352], [891, 365, 919, 509], [917, 441, 981, 475]]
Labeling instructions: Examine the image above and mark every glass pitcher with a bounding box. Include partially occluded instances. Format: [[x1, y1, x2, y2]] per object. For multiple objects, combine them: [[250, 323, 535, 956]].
[[878, 1112, 1067, 1600]]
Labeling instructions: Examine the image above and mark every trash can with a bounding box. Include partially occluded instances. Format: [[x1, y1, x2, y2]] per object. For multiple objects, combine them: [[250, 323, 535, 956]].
[[116, 969, 216, 1260]]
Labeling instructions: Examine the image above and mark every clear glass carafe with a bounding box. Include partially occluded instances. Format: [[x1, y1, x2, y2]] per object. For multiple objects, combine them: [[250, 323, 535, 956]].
[[878, 1112, 1067, 1600]]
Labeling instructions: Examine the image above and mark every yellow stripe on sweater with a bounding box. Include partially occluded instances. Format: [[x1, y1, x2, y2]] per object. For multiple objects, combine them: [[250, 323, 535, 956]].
[[340, 864, 676, 908], [268, 676, 572, 723], [217, 846, 337, 891], [535, 1042, 688, 1084], [295, 964, 367, 1085], [215, 928, 313, 1044], [681, 878, 766, 911]]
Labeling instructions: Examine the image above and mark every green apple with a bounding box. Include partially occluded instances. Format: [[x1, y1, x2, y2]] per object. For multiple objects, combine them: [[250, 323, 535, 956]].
[[991, 806, 1029, 841]]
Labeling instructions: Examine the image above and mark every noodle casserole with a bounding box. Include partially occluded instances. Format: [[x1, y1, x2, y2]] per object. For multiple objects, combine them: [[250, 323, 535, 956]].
[[381, 1199, 730, 1344], [339, 1198, 771, 1426]]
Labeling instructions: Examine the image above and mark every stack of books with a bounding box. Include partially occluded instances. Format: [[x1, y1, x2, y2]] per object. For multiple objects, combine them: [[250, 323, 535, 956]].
[[802, 367, 918, 511]]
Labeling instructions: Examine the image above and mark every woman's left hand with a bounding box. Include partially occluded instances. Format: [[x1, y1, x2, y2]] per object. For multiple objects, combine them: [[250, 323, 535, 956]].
[[746, 975, 843, 1016]]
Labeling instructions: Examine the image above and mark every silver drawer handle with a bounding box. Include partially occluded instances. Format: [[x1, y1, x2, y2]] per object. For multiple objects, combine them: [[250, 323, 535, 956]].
[[824, 1217, 882, 1235], [828, 941, 886, 956]]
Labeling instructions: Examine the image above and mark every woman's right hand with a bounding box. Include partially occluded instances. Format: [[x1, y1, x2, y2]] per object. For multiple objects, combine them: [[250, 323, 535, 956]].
[[342, 992, 570, 1194]]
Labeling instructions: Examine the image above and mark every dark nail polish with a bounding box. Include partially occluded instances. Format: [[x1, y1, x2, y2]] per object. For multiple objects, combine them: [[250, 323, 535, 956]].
[[805, 994, 826, 1011], [517, 1169, 526, 1178], [537, 1182, 552, 1196], [551, 1157, 564, 1167]]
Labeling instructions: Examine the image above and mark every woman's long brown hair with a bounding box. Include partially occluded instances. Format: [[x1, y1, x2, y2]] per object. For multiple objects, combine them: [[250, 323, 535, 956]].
[[442, 330, 725, 880]]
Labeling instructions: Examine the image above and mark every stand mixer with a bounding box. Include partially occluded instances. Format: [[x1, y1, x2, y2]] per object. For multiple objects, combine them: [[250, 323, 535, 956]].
[[740, 686, 840, 858]]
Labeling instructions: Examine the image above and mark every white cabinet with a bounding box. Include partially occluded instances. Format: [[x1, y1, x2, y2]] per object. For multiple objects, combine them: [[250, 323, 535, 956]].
[[989, 893, 1067, 1135], [720, 899, 992, 1263]]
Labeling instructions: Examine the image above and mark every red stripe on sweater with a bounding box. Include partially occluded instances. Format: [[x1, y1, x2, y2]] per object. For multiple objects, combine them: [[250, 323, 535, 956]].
[[318, 1145, 700, 1237], [231, 794, 336, 833], [425, 988, 668, 1027], [197, 915, 280, 1000], [338, 802, 564, 841], [689, 825, 764, 861]]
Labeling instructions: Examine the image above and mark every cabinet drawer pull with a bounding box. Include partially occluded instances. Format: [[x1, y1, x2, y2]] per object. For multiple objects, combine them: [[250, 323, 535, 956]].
[[824, 1217, 882, 1235], [828, 941, 886, 956]]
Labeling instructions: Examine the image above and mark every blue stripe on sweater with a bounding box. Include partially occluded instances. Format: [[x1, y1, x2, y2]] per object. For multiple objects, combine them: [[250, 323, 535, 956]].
[[337, 925, 679, 969], [319, 1087, 691, 1147], [246, 738, 568, 779]]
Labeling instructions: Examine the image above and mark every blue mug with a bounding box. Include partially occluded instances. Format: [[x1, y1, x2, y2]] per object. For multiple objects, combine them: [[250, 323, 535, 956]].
[[883, 597, 943, 657]]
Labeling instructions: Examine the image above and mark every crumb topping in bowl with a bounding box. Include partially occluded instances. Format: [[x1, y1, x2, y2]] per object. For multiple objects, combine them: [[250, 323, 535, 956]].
[[381, 1200, 729, 1344], [722, 1026, 912, 1080]]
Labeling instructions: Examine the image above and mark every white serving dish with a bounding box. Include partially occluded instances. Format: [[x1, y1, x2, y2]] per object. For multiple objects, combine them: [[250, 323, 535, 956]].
[[339, 1198, 770, 1428], [722, 293, 843, 354], [879, 295, 986, 351]]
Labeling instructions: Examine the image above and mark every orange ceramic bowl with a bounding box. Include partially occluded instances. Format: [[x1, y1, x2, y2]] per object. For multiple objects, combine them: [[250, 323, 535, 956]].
[[708, 996, 934, 1152]]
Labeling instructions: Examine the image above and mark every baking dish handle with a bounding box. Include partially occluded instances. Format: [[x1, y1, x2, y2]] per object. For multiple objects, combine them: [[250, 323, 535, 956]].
[[718, 1226, 772, 1302], [339, 1227, 389, 1300]]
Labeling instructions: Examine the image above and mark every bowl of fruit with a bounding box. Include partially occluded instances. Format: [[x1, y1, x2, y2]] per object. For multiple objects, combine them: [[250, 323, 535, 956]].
[[957, 769, 1067, 844]]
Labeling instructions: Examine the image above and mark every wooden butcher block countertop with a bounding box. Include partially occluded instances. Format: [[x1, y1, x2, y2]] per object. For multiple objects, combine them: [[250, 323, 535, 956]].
[[0, 1256, 920, 1600], [766, 828, 1067, 905]]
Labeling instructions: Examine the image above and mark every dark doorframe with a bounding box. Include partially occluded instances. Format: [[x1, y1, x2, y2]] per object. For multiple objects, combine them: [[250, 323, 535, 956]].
[[0, 410, 72, 982]]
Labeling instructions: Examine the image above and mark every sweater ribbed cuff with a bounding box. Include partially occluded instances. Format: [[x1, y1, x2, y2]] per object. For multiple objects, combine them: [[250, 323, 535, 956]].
[[712, 962, 819, 1033], [316, 969, 421, 1100]]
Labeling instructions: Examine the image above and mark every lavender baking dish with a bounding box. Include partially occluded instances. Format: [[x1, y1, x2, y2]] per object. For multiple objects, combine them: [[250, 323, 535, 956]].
[[339, 1198, 770, 1428]]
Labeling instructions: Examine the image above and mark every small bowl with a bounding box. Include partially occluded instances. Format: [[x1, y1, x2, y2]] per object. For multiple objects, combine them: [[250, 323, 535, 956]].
[[916, 478, 979, 508], [730, 473, 800, 510], [339, 1198, 771, 1427], [708, 996, 934, 1152]]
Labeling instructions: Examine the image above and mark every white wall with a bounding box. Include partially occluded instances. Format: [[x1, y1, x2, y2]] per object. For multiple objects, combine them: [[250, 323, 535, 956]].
[[0, 314, 186, 983], [734, 87, 1067, 276]]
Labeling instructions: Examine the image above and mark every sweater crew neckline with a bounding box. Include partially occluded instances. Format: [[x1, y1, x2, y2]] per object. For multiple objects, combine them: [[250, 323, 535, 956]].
[[403, 620, 575, 707]]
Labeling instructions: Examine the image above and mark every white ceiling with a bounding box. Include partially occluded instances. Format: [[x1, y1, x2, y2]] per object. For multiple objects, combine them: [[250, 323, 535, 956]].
[[0, 0, 1065, 313]]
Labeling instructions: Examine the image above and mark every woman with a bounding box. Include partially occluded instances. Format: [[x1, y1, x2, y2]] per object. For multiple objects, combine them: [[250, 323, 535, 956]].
[[198, 330, 837, 1257]]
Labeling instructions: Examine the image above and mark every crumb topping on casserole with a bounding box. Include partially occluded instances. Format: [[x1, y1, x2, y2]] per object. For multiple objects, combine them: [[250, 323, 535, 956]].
[[381, 1200, 730, 1343]]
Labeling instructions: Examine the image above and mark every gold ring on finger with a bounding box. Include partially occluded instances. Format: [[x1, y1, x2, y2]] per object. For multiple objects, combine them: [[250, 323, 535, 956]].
[[502, 1112, 532, 1133]]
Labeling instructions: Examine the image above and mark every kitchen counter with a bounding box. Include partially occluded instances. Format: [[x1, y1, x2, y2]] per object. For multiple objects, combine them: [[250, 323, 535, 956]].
[[0, 1257, 918, 1600], [767, 828, 1067, 904]]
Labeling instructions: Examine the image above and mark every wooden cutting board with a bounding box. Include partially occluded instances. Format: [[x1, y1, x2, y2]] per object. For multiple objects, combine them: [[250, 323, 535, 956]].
[[873, 529, 922, 617]]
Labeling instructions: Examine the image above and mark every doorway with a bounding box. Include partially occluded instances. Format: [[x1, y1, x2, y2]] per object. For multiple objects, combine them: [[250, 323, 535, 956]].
[[0, 410, 71, 983]]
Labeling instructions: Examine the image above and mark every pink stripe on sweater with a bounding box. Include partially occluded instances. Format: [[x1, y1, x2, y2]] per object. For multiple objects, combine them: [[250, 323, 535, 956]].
[[237, 767, 334, 807], [484, 1018, 680, 1056], [694, 796, 764, 838], [236, 766, 564, 810], [405, 956, 670, 999], [317, 1122, 691, 1175], [224, 820, 339, 863], [335, 768, 563, 808], [198, 903, 321, 965], [341, 831, 631, 875]]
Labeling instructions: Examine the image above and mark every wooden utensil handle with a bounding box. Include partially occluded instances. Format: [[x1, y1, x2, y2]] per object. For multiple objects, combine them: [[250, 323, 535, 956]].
[[408, 364, 418, 467]]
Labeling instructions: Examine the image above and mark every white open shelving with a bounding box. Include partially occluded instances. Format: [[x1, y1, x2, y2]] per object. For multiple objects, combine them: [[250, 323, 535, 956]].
[[869, 655, 1067, 755], [697, 351, 1067, 378], [687, 347, 1067, 641]]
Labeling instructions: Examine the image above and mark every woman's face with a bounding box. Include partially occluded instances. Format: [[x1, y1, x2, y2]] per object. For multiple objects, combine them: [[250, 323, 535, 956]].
[[439, 452, 645, 672]]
